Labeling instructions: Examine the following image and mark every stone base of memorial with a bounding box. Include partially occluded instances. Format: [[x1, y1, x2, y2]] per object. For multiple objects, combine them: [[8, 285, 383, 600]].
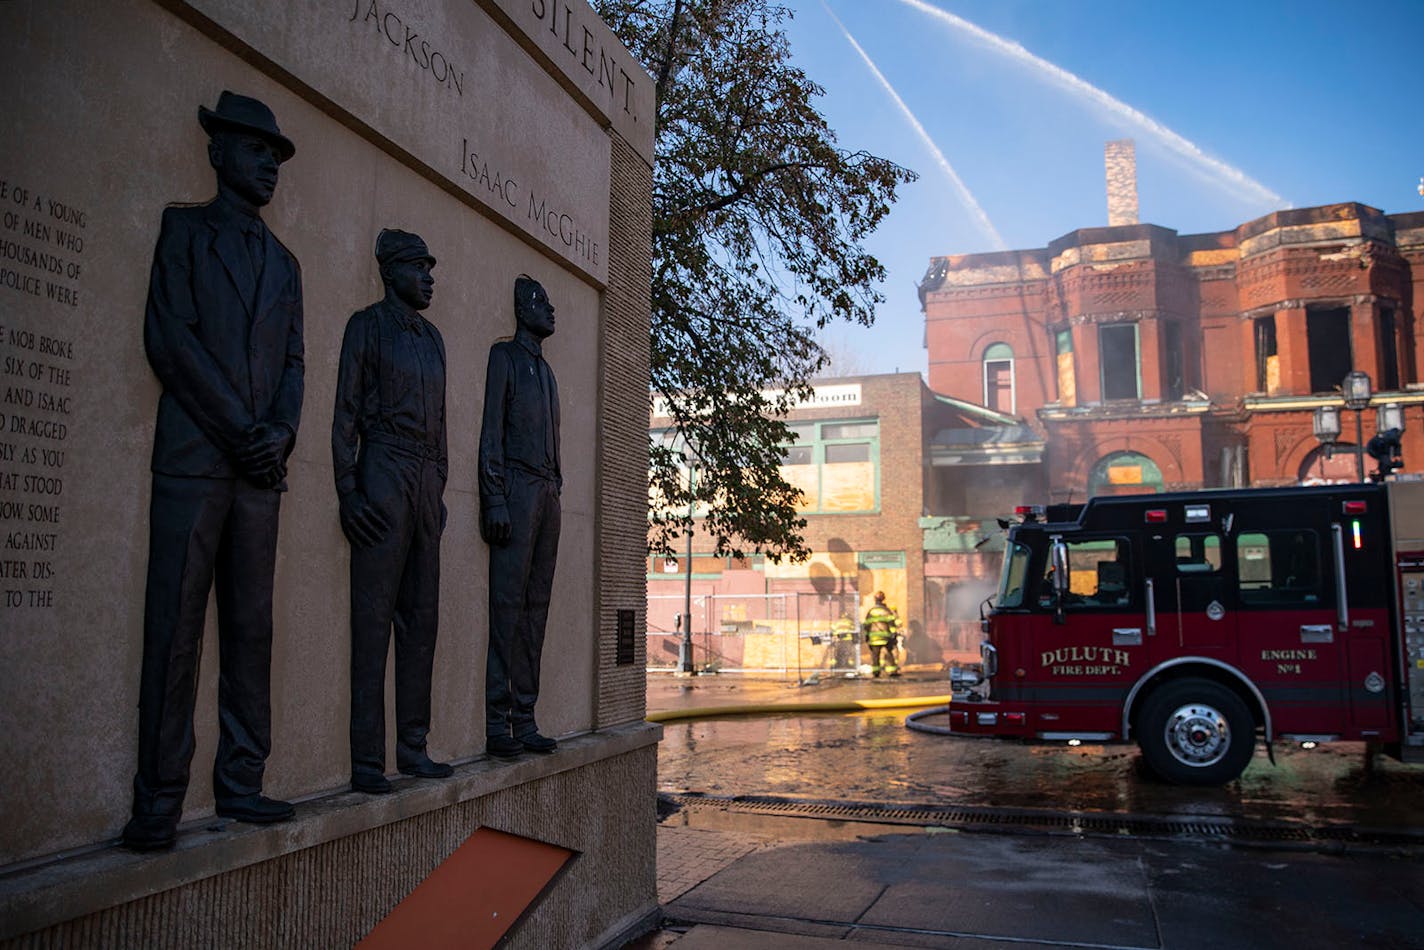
[[0, 0, 655, 946], [0, 725, 660, 948]]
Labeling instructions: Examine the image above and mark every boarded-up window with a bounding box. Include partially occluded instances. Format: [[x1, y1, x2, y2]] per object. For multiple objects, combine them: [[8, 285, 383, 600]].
[[1088, 451, 1163, 497], [778, 419, 879, 514], [1254, 316, 1278, 393], [1055, 330, 1076, 407]]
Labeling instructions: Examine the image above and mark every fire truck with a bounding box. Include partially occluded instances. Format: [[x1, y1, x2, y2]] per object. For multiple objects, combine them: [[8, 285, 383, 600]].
[[949, 480, 1424, 785]]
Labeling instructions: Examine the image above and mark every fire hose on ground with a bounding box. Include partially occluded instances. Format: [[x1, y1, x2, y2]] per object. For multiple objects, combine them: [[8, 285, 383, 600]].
[[647, 695, 955, 734]]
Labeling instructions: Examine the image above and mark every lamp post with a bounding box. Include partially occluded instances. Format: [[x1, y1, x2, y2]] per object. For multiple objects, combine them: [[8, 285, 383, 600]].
[[1370, 403, 1407, 481], [1342, 371, 1373, 482], [1313, 404, 1341, 472], [660, 427, 699, 676], [680, 461, 696, 675], [1378, 402, 1406, 435]]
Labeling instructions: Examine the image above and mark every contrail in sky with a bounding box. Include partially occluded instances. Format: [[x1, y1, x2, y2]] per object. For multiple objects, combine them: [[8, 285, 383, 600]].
[[892, 0, 1284, 209], [821, 2, 1007, 250]]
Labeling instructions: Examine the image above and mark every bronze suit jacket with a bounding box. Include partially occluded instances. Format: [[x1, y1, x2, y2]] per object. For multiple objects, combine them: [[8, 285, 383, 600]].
[[143, 201, 304, 483]]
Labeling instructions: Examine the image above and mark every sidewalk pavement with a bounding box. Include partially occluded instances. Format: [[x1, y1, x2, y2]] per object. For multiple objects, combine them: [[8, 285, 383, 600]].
[[635, 673, 1424, 949], [645, 814, 1424, 949]]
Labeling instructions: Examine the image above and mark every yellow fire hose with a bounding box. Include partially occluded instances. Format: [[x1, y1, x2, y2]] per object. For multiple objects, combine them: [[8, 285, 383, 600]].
[[647, 694, 953, 724]]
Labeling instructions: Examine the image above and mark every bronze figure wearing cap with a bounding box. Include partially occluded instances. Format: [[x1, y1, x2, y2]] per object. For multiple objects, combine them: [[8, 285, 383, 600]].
[[123, 91, 304, 850], [333, 229, 453, 793]]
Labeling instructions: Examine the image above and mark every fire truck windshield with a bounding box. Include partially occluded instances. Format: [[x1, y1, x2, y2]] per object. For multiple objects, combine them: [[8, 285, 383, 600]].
[[997, 540, 1032, 608]]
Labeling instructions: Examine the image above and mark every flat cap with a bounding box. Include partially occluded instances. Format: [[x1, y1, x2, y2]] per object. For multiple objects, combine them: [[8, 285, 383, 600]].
[[375, 229, 435, 266]]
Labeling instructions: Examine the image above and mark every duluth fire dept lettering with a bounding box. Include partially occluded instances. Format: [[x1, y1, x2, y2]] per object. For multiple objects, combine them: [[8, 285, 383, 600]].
[[1040, 646, 1130, 677]]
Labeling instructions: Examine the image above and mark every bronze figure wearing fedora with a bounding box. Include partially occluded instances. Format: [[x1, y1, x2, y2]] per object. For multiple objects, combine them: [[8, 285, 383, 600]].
[[123, 91, 304, 851], [333, 229, 453, 795]]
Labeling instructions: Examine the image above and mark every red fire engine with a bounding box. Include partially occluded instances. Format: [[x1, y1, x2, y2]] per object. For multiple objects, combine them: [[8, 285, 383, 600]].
[[949, 480, 1424, 785]]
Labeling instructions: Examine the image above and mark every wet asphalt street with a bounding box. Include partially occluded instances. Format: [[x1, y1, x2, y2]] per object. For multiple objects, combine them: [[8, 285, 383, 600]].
[[650, 671, 1424, 832], [641, 671, 1424, 949]]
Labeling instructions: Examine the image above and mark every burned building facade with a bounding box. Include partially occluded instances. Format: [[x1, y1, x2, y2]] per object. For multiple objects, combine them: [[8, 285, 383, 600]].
[[920, 202, 1424, 501]]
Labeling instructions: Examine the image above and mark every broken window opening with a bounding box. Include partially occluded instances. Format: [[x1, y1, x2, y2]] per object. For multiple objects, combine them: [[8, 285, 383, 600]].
[[1099, 323, 1140, 401], [1306, 306, 1352, 395]]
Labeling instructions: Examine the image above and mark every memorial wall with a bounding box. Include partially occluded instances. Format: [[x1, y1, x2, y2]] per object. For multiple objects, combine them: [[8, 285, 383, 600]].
[[0, 0, 655, 945]]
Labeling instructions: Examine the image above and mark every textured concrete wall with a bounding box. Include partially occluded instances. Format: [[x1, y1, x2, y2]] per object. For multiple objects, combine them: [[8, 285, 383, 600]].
[[596, 132, 653, 729]]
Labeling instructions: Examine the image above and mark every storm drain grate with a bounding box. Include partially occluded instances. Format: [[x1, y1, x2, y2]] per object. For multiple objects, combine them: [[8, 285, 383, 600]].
[[660, 792, 1424, 850]]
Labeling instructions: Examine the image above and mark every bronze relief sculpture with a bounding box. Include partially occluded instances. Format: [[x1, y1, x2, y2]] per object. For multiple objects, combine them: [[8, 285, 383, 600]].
[[124, 92, 303, 851], [333, 229, 453, 794], [479, 276, 561, 758]]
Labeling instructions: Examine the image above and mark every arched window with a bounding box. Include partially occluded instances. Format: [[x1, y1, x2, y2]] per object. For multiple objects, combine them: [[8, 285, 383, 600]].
[[982, 342, 1015, 414], [1297, 444, 1358, 485], [1088, 451, 1164, 497]]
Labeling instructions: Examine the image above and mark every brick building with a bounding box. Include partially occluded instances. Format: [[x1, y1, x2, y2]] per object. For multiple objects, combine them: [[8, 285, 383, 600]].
[[646, 163, 1424, 674], [647, 373, 1023, 670], [920, 199, 1424, 500]]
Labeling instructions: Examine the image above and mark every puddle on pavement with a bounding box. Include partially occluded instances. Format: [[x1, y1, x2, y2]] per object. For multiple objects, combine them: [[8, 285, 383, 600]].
[[658, 710, 1424, 831]]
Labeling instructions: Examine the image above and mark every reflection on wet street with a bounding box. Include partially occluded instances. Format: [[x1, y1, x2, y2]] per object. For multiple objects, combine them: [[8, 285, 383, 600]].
[[656, 699, 1424, 831]]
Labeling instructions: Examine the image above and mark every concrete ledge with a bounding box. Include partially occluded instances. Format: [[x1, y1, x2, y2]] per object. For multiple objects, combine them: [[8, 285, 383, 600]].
[[0, 722, 661, 941]]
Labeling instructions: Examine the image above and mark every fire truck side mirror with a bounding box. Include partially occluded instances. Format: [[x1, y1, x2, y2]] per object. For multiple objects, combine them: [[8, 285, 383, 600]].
[[1050, 539, 1069, 625], [1050, 540, 1069, 594]]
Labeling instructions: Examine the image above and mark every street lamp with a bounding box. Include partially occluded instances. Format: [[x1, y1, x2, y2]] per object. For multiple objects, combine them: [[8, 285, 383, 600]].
[[1369, 403, 1407, 481], [659, 428, 699, 675], [680, 461, 697, 675], [1313, 404, 1340, 460], [1342, 371, 1373, 482], [1378, 402, 1406, 434]]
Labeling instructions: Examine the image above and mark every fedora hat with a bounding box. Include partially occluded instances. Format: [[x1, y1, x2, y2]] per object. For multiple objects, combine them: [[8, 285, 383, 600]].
[[198, 91, 295, 163]]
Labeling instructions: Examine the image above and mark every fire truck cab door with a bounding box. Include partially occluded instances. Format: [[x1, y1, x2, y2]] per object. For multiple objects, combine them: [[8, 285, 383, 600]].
[[1229, 500, 1351, 736], [1145, 529, 1235, 659], [1032, 535, 1143, 735]]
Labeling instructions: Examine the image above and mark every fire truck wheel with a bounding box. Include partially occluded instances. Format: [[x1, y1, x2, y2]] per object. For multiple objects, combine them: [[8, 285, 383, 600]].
[[1137, 678, 1256, 786]]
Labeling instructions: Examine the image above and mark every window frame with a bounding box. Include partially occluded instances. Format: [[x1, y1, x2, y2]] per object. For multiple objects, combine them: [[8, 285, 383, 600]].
[[1235, 528, 1324, 606], [1098, 323, 1141, 401], [982, 342, 1016, 414], [779, 417, 881, 515]]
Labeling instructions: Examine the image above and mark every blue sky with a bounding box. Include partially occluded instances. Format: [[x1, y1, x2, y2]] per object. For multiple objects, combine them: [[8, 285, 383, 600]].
[[782, 0, 1424, 377]]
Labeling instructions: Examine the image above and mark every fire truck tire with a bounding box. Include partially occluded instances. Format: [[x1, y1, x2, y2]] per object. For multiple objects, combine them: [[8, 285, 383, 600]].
[[1137, 678, 1256, 786]]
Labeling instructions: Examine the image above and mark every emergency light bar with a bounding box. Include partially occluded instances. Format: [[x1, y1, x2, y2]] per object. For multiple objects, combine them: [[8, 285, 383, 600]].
[[1015, 505, 1045, 521]]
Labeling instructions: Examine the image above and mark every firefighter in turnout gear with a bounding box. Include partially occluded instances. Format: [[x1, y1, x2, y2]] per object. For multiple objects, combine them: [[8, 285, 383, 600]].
[[830, 613, 858, 671], [863, 591, 901, 677]]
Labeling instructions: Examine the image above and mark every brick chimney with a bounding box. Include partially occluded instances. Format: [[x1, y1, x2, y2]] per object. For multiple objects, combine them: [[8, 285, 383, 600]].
[[1105, 139, 1138, 226]]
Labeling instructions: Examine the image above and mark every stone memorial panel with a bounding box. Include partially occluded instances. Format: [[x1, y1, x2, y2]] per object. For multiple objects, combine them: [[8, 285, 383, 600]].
[[174, 0, 614, 284], [0, 0, 608, 865]]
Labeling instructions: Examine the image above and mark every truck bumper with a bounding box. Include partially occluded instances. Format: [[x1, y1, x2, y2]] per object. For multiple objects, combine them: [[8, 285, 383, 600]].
[[946, 697, 1034, 738]]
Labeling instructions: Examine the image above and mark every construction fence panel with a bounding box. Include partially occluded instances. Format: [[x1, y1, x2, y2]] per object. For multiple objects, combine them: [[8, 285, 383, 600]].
[[647, 591, 862, 677]]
